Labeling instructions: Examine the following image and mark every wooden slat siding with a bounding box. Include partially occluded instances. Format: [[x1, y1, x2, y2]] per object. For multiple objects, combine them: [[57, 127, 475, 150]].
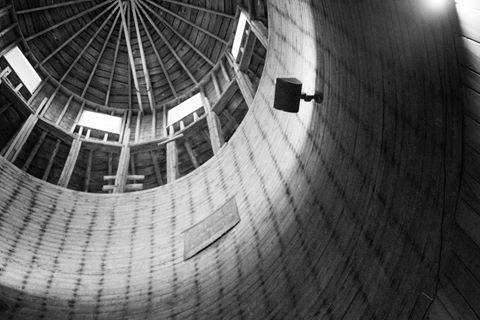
[[433, 2, 480, 320], [0, 1, 464, 320]]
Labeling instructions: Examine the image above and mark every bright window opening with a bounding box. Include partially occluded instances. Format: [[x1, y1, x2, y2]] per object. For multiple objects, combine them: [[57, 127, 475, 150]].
[[4, 46, 41, 94], [231, 11, 248, 59], [168, 93, 204, 125], [78, 110, 122, 134]]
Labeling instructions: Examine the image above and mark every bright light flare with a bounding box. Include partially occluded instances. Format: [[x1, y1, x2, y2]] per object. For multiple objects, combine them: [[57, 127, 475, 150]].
[[425, 0, 450, 10]]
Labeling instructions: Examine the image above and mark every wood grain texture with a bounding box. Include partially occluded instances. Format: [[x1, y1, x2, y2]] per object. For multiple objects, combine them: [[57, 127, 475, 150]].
[[0, 0, 464, 319]]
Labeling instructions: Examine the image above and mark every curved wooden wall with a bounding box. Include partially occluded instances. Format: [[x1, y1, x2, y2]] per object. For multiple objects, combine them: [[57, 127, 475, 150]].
[[0, 0, 463, 319], [427, 0, 480, 318]]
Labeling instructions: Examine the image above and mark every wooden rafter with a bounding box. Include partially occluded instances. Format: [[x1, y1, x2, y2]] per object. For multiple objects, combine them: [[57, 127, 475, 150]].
[[153, 0, 235, 19], [136, 2, 199, 85], [132, 0, 155, 113], [82, 11, 122, 98], [117, 0, 144, 113], [139, 1, 215, 67], [134, 1, 177, 99], [59, 7, 120, 83], [25, 0, 113, 41], [16, 0, 101, 15], [105, 18, 124, 106], [36, 2, 117, 67], [143, 0, 228, 45]]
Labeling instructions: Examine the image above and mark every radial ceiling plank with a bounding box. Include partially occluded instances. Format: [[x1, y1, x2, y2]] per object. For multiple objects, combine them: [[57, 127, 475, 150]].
[[118, 0, 145, 113], [132, 0, 156, 113], [155, 0, 235, 19], [136, 2, 199, 85], [139, 1, 215, 67], [143, 0, 229, 45], [24, 0, 114, 42], [59, 8, 120, 84], [16, 0, 101, 15], [135, 1, 178, 99], [36, 2, 118, 67], [82, 11, 122, 98]]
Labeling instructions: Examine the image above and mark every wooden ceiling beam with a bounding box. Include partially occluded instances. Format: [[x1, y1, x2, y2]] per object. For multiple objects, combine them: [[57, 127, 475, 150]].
[[105, 18, 124, 106], [25, 0, 114, 41], [143, 0, 228, 45], [155, 0, 235, 19], [118, 0, 145, 113], [59, 7, 120, 83], [135, 1, 178, 99], [16, 0, 101, 15], [140, 1, 215, 66], [82, 10, 122, 98], [132, 0, 155, 113], [36, 2, 117, 67], [184, 139, 199, 169], [136, 2, 198, 85]]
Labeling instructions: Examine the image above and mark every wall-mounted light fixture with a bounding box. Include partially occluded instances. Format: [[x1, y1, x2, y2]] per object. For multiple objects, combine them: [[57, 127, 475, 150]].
[[273, 78, 323, 113]]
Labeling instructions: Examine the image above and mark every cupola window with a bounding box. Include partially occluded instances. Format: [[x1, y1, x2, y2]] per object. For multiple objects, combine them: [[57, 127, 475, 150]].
[[167, 93, 204, 126], [231, 11, 248, 59], [3, 46, 41, 94], [78, 110, 123, 134]]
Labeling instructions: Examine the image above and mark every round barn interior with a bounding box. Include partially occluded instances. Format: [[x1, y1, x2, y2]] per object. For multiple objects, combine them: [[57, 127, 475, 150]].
[[0, 0, 479, 319]]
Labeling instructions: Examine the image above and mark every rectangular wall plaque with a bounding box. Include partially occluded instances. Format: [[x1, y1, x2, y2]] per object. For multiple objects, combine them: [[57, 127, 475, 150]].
[[183, 197, 240, 260]]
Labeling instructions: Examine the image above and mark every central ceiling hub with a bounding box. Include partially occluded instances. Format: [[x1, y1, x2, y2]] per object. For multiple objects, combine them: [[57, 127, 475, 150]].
[[14, 0, 237, 113]]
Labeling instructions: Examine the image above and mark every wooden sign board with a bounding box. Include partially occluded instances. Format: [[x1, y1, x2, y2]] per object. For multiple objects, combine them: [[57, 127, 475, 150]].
[[183, 197, 240, 260]]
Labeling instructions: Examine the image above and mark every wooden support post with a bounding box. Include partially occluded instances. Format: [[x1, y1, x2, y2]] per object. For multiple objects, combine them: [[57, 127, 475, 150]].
[[152, 109, 157, 139], [27, 79, 47, 105], [56, 95, 73, 125], [220, 59, 230, 82], [200, 88, 224, 154], [239, 27, 256, 72], [166, 126, 178, 183], [212, 72, 222, 98], [84, 149, 93, 192], [43, 139, 61, 181], [22, 131, 47, 171], [129, 153, 137, 183], [184, 139, 199, 169], [227, 53, 255, 107], [3, 114, 38, 162], [114, 145, 130, 193], [41, 86, 60, 117], [57, 138, 82, 187], [71, 102, 85, 133], [239, 6, 268, 48], [224, 109, 239, 130], [150, 150, 164, 186], [108, 152, 113, 176], [162, 105, 168, 137], [135, 111, 141, 142]]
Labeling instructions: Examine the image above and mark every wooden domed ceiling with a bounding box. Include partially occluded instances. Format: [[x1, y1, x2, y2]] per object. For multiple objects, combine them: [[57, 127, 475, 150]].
[[13, 0, 237, 113]]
